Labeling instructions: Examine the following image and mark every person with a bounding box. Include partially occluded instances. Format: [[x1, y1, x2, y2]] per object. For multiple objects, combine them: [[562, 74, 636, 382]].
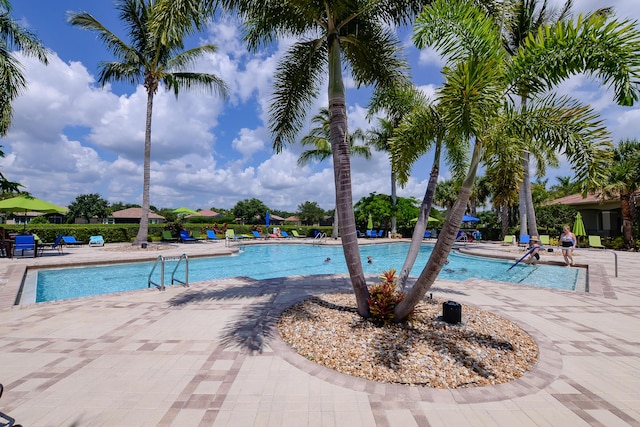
[[525, 236, 541, 265], [324, 257, 331, 263], [367, 255, 373, 264], [559, 225, 577, 266]]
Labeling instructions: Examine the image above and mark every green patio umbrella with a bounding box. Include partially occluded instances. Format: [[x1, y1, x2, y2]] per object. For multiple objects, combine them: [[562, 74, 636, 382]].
[[367, 213, 373, 230], [573, 212, 586, 247], [0, 195, 67, 229], [411, 216, 440, 223], [172, 207, 198, 216]]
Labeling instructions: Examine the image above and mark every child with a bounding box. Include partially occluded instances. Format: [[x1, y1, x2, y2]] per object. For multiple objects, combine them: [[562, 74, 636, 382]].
[[525, 236, 541, 265]]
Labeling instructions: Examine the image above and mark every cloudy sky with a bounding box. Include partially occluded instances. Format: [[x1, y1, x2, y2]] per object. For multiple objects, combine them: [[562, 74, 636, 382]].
[[2, 0, 640, 212]]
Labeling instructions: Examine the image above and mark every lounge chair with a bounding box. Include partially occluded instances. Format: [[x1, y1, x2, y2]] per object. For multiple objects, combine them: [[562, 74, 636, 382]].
[[455, 231, 468, 243], [588, 235, 605, 249], [502, 235, 515, 245], [423, 230, 431, 239], [252, 230, 266, 239], [290, 230, 302, 238], [206, 230, 220, 241], [62, 236, 84, 246], [518, 234, 530, 247], [539, 235, 550, 246], [161, 231, 178, 242], [179, 230, 196, 243], [225, 229, 245, 240], [377, 230, 385, 238], [89, 235, 105, 246], [40, 234, 64, 255], [14, 235, 37, 257], [366, 230, 376, 238], [280, 230, 292, 238], [191, 230, 206, 241]]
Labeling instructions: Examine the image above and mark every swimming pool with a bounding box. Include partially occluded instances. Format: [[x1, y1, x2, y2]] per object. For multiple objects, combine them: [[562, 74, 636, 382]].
[[29, 243, 580, 303]]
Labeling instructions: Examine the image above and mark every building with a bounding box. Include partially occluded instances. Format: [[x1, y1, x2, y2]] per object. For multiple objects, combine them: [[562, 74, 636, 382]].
[[545, 193, 624, 237], [107, 208, 165, 225]]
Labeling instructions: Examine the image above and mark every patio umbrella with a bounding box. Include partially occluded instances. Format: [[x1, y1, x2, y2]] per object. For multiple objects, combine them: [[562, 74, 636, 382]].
[[573, 212, 586, 246], [171, 207, 198, 216], [462, 214, 480, 222], [367, 213, 373, 230], [0, 195, 67, 229], [410, 216, 440, 223], [265, 211, 270, 233]]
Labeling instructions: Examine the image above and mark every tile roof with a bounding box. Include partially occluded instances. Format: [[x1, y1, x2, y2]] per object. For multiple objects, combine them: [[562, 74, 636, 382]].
[[111, 207, 165, 219]]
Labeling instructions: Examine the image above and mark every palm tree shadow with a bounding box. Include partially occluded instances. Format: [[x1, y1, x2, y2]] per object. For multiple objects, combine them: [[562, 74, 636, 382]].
[[167, 274, 355, 354]]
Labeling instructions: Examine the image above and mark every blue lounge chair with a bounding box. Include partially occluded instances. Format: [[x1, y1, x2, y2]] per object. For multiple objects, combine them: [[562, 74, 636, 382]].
[[366, 230, 376, 238], [377, 230, 385, 238], [252, 230, 266, 239], [89, 235, 104, 246], [519, 234, 530, 247], [206, 230, 219, 240], [40, 234, 64, 255], [280, 230, 292, 238], [423, 230, 431, 239], [14, 235, 37, 257], [179, 230, 196, 243], [62, 236, 84, 246]]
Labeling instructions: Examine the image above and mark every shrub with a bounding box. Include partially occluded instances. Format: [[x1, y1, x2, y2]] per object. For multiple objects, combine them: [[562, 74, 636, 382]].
[[367, 269, 413, 325]]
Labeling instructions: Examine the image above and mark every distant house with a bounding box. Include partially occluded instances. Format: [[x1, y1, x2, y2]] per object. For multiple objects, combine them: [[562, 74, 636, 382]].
[[107, 208, 165, 225], [185, 209, 222, 219], [284, 215, 301, 226], [545, 192, 624, 237]]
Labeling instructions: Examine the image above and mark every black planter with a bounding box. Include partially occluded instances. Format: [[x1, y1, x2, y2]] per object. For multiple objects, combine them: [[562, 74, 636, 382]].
[[442, 300, 462, 324]]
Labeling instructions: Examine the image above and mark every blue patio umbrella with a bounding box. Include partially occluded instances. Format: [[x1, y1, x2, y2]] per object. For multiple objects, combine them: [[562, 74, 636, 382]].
[[462, 214, 480, 222], [265, 211, 270, 233]]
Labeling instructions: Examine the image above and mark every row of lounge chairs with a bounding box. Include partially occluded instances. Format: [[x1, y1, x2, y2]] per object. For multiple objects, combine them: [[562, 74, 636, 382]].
[[162, 229, 305, 243], [502, 234, 606, 249], [4, 233, 104, 258]]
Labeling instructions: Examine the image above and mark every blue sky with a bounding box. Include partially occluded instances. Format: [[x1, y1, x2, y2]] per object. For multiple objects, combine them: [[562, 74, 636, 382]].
[[2, 0, 640, 212]]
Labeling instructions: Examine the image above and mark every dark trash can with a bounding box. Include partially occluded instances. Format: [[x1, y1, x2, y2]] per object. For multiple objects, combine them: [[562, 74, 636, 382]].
[[141, 243, 148, 249], [443, 300, 461, 324]]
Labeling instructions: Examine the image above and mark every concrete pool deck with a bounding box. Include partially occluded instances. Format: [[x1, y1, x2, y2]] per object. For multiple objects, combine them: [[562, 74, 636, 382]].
[[0, 239, 638, 426]]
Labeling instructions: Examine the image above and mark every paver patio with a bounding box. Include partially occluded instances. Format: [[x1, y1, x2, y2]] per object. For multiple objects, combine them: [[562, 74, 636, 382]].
[[0, 240, 638, 426]]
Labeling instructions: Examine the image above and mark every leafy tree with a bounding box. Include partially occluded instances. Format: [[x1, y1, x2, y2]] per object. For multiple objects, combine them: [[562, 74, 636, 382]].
[[67, 193, 111, 222], [296, 201, 325, 226], [69, 0, 227, 245], [110, 201, 140, 212], [28, 215, 50, 225], [225, 0, 430, 317], [534, 203, 576, 235], [549, 176, 581, 199], [297, 108, 371, 238], [0, 0, 49, 135], [602, 139, 640, 250], [354, 193, 419, 233], [232, 198, 269, 224]]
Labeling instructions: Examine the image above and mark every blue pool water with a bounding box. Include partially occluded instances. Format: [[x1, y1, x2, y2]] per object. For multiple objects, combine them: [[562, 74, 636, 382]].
[[34, 243, 579, 303]]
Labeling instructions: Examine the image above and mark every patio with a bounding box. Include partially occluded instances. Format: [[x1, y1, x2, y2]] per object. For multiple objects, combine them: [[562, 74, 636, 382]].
[[0, 241, 638, 426]]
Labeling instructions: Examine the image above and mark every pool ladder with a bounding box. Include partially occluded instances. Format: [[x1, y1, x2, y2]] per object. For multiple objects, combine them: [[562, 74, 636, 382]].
[[148, 254, 189, 291], [313, 232, 327, 245]]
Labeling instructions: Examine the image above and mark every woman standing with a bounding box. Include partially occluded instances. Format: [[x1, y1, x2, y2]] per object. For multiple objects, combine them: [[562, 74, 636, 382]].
[[560, 225, 577, 266]]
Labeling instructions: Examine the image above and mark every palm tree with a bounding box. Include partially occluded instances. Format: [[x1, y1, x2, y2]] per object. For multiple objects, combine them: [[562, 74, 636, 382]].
[[68, 0, 227, 245], [501, 1, 640, 239], [0, 0, 48, 135], [394, 0, 614, 320], [297, 108, 371, 239], [224, 0, 429, 317], [602, 139, 640, 250]]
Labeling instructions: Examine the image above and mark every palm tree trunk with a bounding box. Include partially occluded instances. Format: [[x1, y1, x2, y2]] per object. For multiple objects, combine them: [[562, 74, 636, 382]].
[[621, 193, 634, 250], [134, 90, 153, 245], [518, 154, 528, 238], [398, 144, 441, 288], [332, 198, 339, 239], [390, 171, 397, 236], [327, 35, 369, 317], [395, 140, 483, 321]]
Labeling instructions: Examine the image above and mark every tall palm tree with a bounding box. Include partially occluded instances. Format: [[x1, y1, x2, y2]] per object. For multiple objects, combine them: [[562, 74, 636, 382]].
[[501, 1, 640, 239], [297, 108, 371, 239], [602, 139, 640, 250], [394, 0, 614, 320], [224, 0, 429, 317], [68, 0, 227, 245], [0, 0, 48, 136]]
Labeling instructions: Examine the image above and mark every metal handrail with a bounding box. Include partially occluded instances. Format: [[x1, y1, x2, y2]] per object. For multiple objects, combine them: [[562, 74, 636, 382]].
[[313, 232, 327, 245], [148, 254, 189, 291]]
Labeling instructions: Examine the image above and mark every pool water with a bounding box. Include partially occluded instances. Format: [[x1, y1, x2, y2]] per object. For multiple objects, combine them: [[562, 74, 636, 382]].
[[34, 243, 579, 303]]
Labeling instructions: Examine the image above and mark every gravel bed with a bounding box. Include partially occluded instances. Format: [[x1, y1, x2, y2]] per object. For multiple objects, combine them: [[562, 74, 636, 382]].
[[277, 293, 538, 389]]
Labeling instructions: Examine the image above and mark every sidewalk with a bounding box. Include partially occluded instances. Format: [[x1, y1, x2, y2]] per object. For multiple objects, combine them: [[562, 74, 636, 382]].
[[0, 241, 638, 426]]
